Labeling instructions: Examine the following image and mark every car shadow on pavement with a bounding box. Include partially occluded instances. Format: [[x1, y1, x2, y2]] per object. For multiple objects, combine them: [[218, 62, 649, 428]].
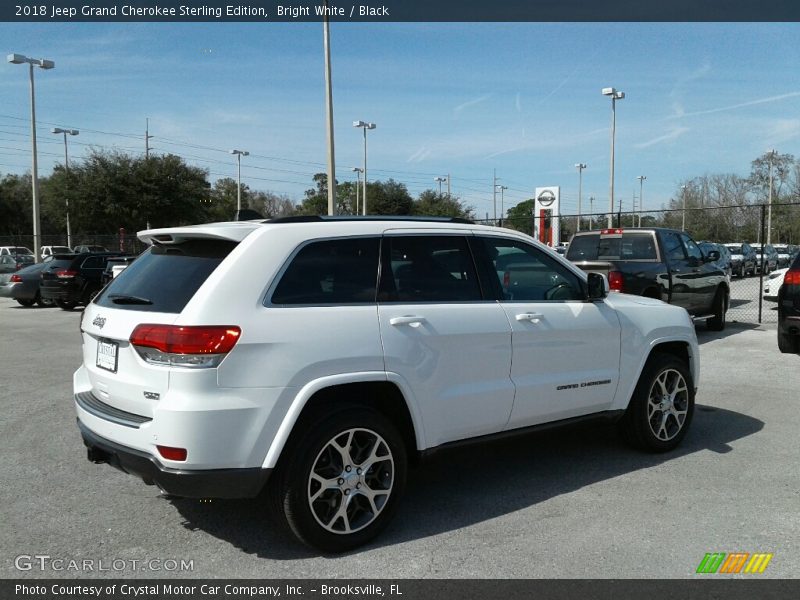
[[696, 321, 760, 343], [171, 404, 763, 559]]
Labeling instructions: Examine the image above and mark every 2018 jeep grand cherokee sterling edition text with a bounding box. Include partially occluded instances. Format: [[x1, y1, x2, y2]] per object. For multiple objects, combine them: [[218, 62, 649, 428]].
[[75, 216, 699, 552]]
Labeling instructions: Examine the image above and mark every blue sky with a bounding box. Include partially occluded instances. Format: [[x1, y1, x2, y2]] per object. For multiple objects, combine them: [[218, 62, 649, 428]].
[[2, 22, 800, 219]]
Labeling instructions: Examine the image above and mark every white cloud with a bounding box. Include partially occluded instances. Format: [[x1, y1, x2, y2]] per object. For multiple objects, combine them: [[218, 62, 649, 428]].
[[635, 127, 690, 149]]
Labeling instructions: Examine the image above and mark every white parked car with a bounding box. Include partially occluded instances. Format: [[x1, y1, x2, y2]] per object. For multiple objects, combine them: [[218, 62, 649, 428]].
[[40, 245, 73, 260], [0, 246, 33, 256], [75, 217, 700, 552], [764, 267, 788, 302]]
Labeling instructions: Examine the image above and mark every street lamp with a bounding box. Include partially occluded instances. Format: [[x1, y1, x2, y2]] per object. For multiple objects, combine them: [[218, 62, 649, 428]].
[[229, 149, 249, 212], [351, 167, 363, 215], [681, 185, 688, 231], [636, 175, 646, 227], [589, 196, 595, 230], [575, 163, 586, 231], [52, 127, 78, 248], [353, 120, 376, 215], [767, 149, 776, 244], [8, 53, 55, 263], [434, 176, 447, 196], [496, 185, 508, 227], [602, 87, 625, 228]]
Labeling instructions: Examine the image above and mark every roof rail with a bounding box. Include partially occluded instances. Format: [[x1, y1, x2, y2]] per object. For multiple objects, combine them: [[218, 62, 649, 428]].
[[265, 215, 474, 225]]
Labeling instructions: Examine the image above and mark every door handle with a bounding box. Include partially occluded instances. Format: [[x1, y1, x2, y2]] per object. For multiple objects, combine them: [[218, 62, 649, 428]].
[[389, 315, 426, 327], [515, 312, 544, 323]]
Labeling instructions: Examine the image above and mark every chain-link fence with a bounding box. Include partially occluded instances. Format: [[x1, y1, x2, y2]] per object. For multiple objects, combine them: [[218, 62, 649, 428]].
[[479, 201, 800, 325]]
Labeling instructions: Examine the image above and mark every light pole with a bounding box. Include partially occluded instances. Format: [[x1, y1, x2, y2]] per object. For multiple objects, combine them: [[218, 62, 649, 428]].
[[575, 163, 586, 231], [497, 185, 508, 227], [767, 149, 776, 244], [229, 149, 249, 212], [323, 6, 336, 216], [636, 175, 646, 227], [602, 87, 625, 229], [52, 127, 78, 248], [681, 185, 687, 231], [351, 167, 363, 215], [589, 196, 594, 230], [353, 121, 376, 215], [8, 53, 55, 263], [492, 170, 499, 224], [434, 176, 447, 196]]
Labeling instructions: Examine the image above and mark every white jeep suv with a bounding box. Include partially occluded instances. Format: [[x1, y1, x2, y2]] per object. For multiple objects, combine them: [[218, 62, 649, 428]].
[[75, 216, 699, 552]]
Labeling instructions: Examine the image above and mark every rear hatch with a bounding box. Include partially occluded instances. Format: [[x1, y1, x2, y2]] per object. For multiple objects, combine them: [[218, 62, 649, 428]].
[[40, 255, 79, 298], [566, 230, 659, 274], [81, 236, 241, 418]]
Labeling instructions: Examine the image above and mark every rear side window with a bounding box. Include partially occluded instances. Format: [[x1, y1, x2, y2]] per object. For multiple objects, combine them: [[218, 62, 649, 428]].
[[378, 235, 482, 303], [567, 233, 657, 261], [271, 237, 380, 305], [95, 239, 237, 313]]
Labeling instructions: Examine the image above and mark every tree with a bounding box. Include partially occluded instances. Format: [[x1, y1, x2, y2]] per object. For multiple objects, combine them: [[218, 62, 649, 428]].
[[365, 179, 413, 215], [0, 173, 33, 236], [41, 150, 210, 234], [504, 199, 535, 234], [412, 190, 474, 219]]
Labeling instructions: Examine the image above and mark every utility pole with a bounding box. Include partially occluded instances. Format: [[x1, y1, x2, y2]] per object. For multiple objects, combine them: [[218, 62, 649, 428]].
[[589, 197, 594, 230], [575, 163, 586, 231], [447, 173, 451, 198], [145, 118, 153, 158], [492, 169, 498, 224], [681, 185, 687, 231]]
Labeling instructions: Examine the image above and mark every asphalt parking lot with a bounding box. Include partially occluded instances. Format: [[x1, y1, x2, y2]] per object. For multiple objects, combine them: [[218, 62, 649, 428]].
[[1, 296, 798, 579]]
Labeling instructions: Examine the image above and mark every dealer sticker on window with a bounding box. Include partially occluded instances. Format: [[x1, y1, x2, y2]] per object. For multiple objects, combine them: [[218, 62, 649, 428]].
[[96, 339, 119, 373]]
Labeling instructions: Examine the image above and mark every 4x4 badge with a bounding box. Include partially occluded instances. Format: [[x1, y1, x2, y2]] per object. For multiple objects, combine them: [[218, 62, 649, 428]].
[[92, 316, 106, 329]]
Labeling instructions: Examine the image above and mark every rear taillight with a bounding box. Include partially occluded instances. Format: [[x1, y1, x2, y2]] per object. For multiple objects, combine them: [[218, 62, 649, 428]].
[[130, 324, 241, 368], [10, 274, 22, 283], [785, 270, 800, 286], [503, 271, 510, 289], [156, 445, 187, 462], [56, 269, 78, 279], [608, 271, 624, 292]]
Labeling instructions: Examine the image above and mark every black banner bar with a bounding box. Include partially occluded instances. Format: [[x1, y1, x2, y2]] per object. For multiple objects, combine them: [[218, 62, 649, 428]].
[[2, 1, 800, 23], [4, 580, 800, 600]]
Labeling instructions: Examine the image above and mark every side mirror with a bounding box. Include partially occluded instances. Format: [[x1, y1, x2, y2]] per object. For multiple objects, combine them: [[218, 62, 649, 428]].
[[587, 272, 609, 300], [706, 250, 720, 262]]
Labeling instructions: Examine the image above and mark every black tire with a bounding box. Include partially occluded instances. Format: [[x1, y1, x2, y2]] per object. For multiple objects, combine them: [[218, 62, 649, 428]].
[[56, 298, 76, 311], [778, 332, 799, 354], [36, 294, 54, 307], [706, 288, 727, 331], [16, 298, 35, 307], [619, 353, 695, 453], [270, 406, 407, 553]]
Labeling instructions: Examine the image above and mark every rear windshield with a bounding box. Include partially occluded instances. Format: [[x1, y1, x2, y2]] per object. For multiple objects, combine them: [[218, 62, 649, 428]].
[[95, 239, 237, 313], [567, 232, 657, 261]]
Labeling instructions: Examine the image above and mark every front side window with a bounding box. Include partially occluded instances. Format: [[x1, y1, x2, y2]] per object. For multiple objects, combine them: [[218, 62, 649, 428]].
[[663, 233, 686, 263], [272, 237, 380, 305], [681, 234, 703, 261], [481, 237, 584, 301], [378, 235, 482, 303]]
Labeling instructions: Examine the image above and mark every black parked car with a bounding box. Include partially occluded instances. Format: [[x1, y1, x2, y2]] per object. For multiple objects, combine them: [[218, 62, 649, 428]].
[[778, 252, 800, 354], [40, 252, 124, 310], [698, 242, 732, 281], [752, 243, 779, 274], [567, 227, 729, 330]]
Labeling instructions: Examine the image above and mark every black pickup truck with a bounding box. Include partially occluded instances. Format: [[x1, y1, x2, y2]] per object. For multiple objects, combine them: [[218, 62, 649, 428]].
[[566, 227, 729, 330]]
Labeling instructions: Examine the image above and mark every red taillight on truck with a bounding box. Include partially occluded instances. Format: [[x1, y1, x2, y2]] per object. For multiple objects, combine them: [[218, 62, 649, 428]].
[[608, 271, 624, 292], [785, 269, 800, 286], [56, 269, 78, 279], [130, 324, 241, 368]]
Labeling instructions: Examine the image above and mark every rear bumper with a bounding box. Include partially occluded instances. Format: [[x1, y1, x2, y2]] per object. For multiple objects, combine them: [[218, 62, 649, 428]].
[[41, 282, 78, 301], [78, 419, 272, 498]]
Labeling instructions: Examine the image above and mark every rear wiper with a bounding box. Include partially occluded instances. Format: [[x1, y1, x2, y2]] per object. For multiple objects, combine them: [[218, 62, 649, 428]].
[[107, 294, 153, 305]]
